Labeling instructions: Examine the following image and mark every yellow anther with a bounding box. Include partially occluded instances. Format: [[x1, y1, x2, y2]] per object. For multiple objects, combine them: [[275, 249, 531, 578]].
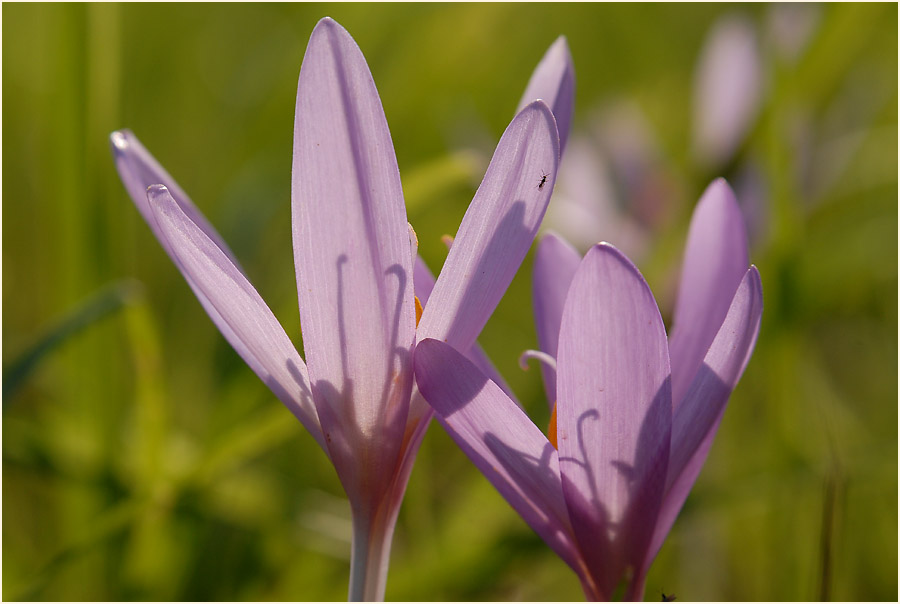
[[414, 295, 424, 327], [548, 402, 558, 450]]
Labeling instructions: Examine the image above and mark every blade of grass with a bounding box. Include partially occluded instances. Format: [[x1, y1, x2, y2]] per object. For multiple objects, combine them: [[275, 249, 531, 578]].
[[3, 280, 142, 403]]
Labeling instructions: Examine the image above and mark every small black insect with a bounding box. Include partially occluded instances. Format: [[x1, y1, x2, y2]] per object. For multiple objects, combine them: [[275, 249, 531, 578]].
[[538, 170, 550, 190], [661, 592, 677, 602]]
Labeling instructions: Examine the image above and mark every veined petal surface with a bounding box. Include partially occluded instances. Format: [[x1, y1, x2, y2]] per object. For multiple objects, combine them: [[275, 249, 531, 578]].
[[414, 338, 581, 572], [516, 37, 576, 155], [647, 265, 763, 565], [532, 231, 581, 407], [669, 179, 749, 407], [406, 101, 559, 460], [417, 100, 559, 351], [412, 255, 438, 304], [146, 186, 324, 450], [556, 243, 671, 596], [414, 256, 516, 402], [292, 18, 415, 504]]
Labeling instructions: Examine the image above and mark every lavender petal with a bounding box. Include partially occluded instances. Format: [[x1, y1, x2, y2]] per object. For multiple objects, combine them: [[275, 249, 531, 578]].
[[414, 338, 582, 572], [669, 179, 749, 407], [291, 17, 415, 500], [517, 36, 576, 155], [146, 185, 324, 450], [556, 243, 671, 596], [646, 266, 763, 566], [532, 231, 581, 407]]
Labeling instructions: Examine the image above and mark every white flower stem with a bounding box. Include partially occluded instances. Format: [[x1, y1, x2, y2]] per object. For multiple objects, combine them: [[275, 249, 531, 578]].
[[348, 510, 394, 602]]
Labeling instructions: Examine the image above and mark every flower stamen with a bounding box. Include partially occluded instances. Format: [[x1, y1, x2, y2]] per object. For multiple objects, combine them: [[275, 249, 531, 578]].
[[518, 349, 558, 373], [548, 403, 558, 449], [414, 295, 423, 327]]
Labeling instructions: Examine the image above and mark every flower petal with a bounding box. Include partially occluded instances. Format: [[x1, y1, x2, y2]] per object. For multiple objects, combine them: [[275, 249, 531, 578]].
[[532, 231, 581, 407], [669, 179, 749, 407], [414, 338, 582, 572], [517, 36, 576, 155], [291, 18, 415, 502], [412, 254, 438, 304], [417, 100, 559, 351], [414, 256, 517, 402], [146, 185, 324, 450], [646, 266, 763, 566], [110, 130, 276, 416], [400, 101, 560, 528], [110, 129, 242, 269], [556, 243, 671, 596], [692, 15, 762, 165]]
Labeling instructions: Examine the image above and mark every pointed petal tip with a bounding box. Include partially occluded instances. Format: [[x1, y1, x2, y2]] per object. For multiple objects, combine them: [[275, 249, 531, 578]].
[[692, 178, 748, 254], [314, 16, 338, 30], [710, 175, 731, 189], [539, 229, 562, 242], [110, 130, 132, 152], [516, 99, 561, 164], [745, 264, 763, 304], [146, 183, 169, 199], [551, 36, 574, 66], [520, 97, 553, 116], [308, 16, 351, 47], [701, 177, 740, 208], [520, 36, 574, 156], [747, 263, 761, 281], [732, 266, 764, 327], [585, 241, 649, 285], [145, 185, 174, 218], [537, 230, 576, 252], [586, 242, 654, 295], [591, 240, 627, 260], [540, 36, 572, 64]]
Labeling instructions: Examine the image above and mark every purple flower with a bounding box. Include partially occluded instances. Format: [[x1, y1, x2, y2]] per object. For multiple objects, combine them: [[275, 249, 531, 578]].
[[111, 17, 562, 600], [692, 15, 763, 166], [415, 179, 763, 600]]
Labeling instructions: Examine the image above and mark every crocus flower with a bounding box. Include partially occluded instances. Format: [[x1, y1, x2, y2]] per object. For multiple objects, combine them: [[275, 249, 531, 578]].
[[415, 179, 763, 600], [692, 15, 763, 167], [111, 17, 561, 601]]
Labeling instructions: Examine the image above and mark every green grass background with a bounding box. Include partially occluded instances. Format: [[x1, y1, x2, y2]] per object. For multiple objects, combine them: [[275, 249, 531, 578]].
[[3, 3, 897, 601]]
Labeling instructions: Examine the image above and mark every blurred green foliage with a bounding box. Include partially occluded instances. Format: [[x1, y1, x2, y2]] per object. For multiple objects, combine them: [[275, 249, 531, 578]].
[[3, 3, 896, 601]]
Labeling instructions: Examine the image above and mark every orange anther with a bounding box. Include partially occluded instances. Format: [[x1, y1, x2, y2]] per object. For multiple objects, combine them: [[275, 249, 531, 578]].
[[548, 403, 558, 450], [414, 296, 424, 327]]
